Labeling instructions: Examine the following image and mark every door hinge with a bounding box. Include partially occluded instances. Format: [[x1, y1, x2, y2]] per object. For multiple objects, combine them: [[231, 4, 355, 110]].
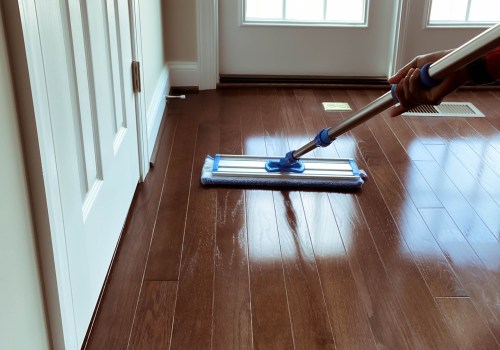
[[132, 61, 141, 93]]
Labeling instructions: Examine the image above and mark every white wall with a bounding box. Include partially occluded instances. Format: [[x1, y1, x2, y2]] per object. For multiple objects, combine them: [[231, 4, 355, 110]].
[[138, 0, 169, 160], [0, 5, 51, 350], [164, 0, 199, 87], [140, 0, 167, 108], [164, 0, 197, 62]]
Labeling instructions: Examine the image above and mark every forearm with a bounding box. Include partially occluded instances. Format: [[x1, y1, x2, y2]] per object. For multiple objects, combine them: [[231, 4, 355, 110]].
[[467, 47, 500, 84]]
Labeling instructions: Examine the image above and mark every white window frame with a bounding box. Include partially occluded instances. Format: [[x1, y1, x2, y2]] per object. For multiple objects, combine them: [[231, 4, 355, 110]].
[[241, 0, 369, 27], [426, 0, 500, 28]]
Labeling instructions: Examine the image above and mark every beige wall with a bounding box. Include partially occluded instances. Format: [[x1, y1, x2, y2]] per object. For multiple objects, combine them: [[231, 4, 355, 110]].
[[140, 0, 168, 108], [164, 0, 197, 62], [0, 6, 51, 350]]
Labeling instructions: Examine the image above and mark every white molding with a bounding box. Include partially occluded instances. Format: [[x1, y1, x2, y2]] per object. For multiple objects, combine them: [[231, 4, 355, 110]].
[[390, 0, 410, 76], [129, 0, 149, 180], [168, 61, 199, 87], [146, 66, 170, 160], [196, 0, 218, 90]]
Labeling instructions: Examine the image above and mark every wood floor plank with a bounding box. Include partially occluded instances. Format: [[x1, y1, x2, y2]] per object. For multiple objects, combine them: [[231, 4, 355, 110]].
[[301, 92, 416, 348], [169, 93, 220, 349], [300, 191, 378, 350], [270, 89, 336, 349], [243, 88, 294, 349], [355, 90, 467, 298], [85, 108, 178, 349], [435, 297, 499, 350], [327, 190, 417, 349], [455, 90, 500, 155], [425, 143, 500, 237], [338, 89, 459, 349], [414, 159, 497, 245], [470, 91, 500, 132], [145, 103, 200, 280], [329, 89, 464, 299], [128, 281, 177, 349], [212, 89, 253, 350], [419, 208, 500, 343], [362, 90, 442, 209], [272, 191, 336, 349]]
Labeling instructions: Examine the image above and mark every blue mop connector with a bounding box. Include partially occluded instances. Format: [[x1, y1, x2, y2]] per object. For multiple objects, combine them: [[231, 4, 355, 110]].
[[265, 151, 304, 173], [265, 129, 334, 173]]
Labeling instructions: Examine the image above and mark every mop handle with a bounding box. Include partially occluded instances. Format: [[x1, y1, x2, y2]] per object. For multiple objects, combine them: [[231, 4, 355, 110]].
[[292, 22, 500, 160]]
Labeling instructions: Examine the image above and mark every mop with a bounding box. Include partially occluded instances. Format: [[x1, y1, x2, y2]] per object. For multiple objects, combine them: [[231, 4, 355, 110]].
[[202, 23, 500, 190]]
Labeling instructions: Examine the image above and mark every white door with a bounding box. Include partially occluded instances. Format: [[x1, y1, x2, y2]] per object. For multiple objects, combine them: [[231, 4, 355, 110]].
[[219, 0, 400, 77], [30, 0, 139, 346], [395, 0, 500, 73]]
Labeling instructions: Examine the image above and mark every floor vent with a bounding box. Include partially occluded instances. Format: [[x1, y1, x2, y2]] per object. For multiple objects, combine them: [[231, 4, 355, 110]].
[[402, 102, 484, 118]]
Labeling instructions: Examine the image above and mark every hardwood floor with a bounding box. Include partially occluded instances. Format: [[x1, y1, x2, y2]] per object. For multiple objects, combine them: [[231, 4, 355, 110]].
[[85, 88, 500, 349]]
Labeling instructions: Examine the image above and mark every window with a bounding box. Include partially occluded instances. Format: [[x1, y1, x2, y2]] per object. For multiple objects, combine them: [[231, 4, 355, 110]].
[[429, 0, 500, 25], [243, 0, 368, 26]]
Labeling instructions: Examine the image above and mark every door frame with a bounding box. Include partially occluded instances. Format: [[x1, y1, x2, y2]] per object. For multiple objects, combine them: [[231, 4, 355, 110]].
[[5, 0, 146, 348], [130, 0, 149, 179]]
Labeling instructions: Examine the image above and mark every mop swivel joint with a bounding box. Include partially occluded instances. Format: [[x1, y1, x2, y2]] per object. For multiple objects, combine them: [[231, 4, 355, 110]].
[[314, 128, 334, 147], [265, 151, 305, 173]]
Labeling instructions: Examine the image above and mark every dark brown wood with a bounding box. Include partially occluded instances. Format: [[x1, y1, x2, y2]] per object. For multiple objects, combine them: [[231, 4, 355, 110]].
[[435, 297, 500, 350], [360, 89, 467, 298], [244, 89, 295, 349], [270, 89, 336, 349], [212, 90, 253, 350], [336, 89, 459, 348], [128, 281, 177, 349], [169, 93, 220, 349], [145, 107, 200, 280], [86, 88, 500, 350]]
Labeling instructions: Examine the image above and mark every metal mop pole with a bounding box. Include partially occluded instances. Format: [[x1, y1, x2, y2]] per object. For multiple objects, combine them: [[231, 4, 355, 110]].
[[285, 22, 500, 164]]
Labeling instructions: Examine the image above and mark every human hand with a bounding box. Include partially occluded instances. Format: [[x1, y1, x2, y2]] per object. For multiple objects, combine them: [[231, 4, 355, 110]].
[[387, 50, 469, 117]]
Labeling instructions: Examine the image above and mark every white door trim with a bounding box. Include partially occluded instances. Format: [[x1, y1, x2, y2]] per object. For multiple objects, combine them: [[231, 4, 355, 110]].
[[196, 0, 219, 89], [129, 0, 149, 179], [390, 0, 411, 76]]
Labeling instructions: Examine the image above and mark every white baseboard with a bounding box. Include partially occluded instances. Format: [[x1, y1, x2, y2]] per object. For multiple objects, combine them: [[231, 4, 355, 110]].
[[147, 66, 170, 160], [167, 61, 199, 87]]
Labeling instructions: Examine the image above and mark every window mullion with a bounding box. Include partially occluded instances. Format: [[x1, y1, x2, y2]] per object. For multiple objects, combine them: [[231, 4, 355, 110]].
[[465, 0, 472, 21], [283, 0, 286, 20], [323, 0, 327, 20]]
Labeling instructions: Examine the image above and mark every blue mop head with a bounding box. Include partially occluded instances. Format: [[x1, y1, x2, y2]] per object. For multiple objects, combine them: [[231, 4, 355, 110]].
[[201, 155, 367, 191]]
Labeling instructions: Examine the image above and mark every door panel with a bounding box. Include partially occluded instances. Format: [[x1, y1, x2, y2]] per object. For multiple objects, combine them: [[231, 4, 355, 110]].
[[48, 0, 139, 344], [219, 0, 399, 77]]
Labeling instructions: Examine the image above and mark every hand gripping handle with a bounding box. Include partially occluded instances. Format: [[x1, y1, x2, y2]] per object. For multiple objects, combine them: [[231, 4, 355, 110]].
[[390, 62, 442, 102]]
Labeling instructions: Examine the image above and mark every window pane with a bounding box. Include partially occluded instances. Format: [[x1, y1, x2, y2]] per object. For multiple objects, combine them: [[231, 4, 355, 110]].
[[244, 0, 367, 24], [429, 0, 468, 22], [246, 0, 283, 20], [469, 0, 500, 21], [326, 0, 365, 22], [286, 0, 323, 21]]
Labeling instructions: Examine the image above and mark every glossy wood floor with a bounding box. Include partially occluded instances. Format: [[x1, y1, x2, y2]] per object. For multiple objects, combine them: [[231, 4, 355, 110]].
[[85, 88, 500, 350]]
